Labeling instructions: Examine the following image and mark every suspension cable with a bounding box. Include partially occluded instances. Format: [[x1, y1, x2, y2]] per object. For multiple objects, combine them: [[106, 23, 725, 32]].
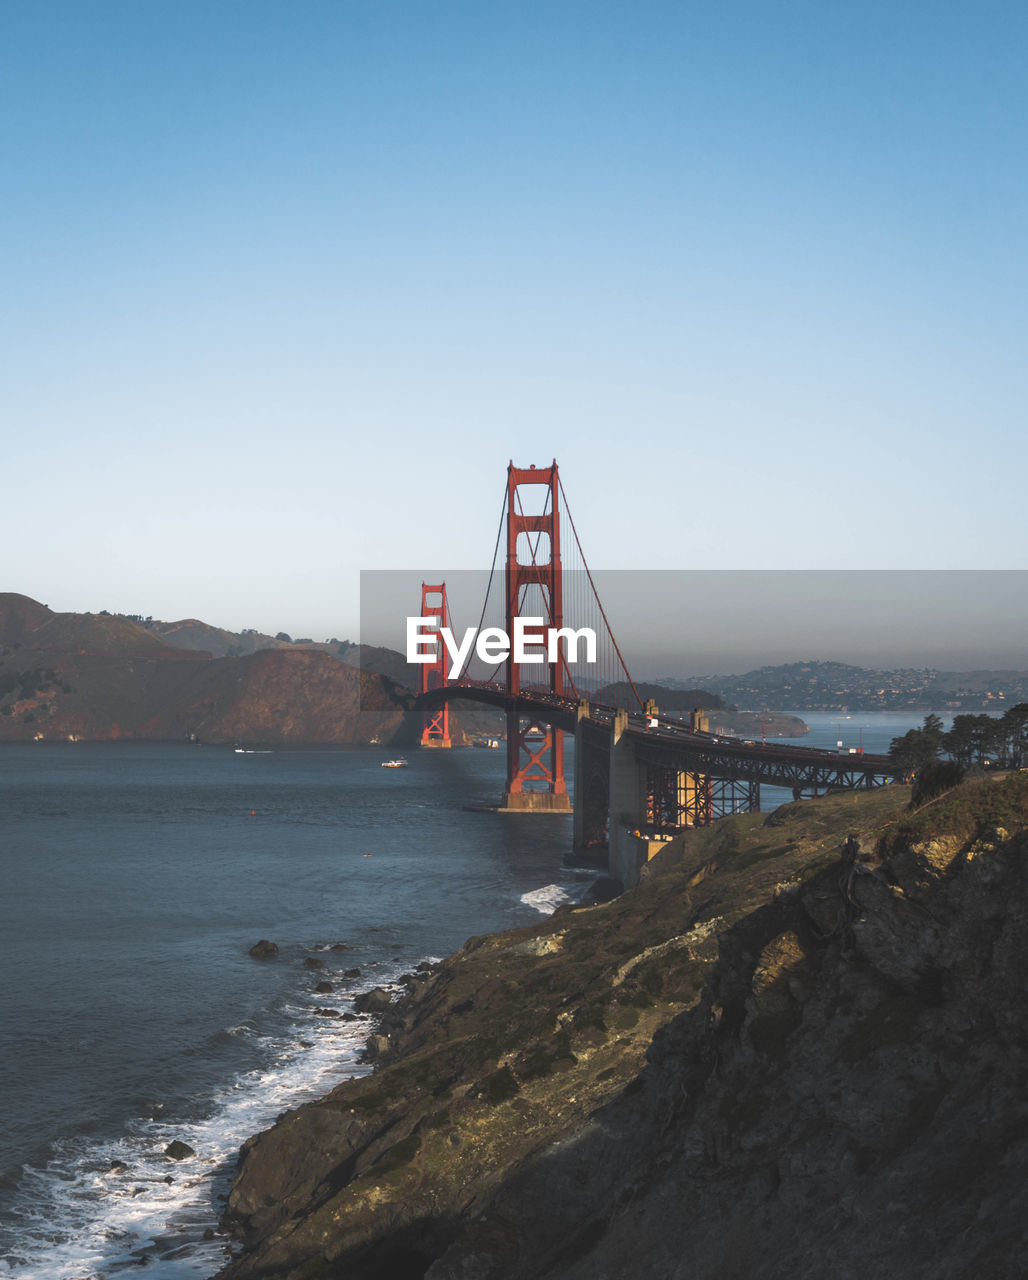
[[456, 481, 508, 682], [558, 475, 642, 710]]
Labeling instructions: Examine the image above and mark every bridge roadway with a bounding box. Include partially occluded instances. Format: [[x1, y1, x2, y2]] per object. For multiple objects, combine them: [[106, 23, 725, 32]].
[[420, 683, 903, 794]]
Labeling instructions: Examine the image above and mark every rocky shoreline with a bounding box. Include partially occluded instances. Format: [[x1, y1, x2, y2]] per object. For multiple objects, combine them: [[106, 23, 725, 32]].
[[215, 773, 1028, 1279]]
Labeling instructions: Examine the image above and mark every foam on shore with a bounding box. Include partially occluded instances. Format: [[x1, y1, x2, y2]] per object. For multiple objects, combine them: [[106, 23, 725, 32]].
[[0, 971, 408, 1278]]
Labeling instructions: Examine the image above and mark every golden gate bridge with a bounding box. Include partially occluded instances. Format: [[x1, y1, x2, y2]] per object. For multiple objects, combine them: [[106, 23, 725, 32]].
[[414, 461, 902, 884]]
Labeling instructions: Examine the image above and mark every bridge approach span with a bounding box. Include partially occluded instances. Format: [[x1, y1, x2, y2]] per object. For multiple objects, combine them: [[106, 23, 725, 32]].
[[419, 684, 901, 799]]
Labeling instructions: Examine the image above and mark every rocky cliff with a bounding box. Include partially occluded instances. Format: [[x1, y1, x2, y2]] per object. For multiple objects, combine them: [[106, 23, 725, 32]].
[[215, 773, 1028, 1280]]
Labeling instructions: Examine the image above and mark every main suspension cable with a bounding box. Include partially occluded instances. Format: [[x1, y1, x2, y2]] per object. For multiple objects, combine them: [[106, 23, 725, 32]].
[[558, 475, 643, 711], [456, 481, 508, 682]]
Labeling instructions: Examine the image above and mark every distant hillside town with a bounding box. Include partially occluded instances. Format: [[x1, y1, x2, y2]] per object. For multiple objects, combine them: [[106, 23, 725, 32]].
[[659, 660, 1028, 713]]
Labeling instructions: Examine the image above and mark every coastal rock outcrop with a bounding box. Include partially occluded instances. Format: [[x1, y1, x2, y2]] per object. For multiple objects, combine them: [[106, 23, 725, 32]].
[[217, 774, 1028, 1280], [352, 986, 393, 1014]]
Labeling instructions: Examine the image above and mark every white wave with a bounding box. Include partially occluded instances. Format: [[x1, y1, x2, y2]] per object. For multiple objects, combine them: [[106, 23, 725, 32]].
[[0, 962, 414, 1279], [520, 883, 576, 914]]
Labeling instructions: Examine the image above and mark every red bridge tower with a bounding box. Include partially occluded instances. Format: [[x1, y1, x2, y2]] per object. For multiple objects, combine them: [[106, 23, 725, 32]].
[[503, 462, 571, 811], [417, 582, 452, 748]]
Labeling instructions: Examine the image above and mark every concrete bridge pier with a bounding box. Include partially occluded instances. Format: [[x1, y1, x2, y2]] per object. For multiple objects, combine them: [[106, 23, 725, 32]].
[[607, 709, 681, 889], [573, 700, 611, 857], [501, 704, 571, 813]]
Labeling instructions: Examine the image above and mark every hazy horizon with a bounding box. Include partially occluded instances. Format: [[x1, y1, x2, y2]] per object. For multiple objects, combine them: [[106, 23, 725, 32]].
[[358, 569, 1028, 680], [8, 562, 1027, 677]]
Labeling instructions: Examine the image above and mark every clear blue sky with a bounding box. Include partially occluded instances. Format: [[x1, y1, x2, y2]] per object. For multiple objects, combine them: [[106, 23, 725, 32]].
[[3, 1, 1026, 649]]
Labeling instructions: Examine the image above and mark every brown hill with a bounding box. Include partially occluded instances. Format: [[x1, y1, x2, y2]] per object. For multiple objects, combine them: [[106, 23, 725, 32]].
[[150, 618, 291, 659], [157, 649, 414, 746], [338, 641, 412, 685], [0, 596, 413, 745], [0, 593, 53, 645], [150, 623, 414, 682], [0, 594, 178, 658]]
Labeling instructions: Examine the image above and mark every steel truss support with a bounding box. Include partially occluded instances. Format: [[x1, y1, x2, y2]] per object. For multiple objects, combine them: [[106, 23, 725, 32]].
[[633, 740, 894, 797], [645, 765, 760, 831]]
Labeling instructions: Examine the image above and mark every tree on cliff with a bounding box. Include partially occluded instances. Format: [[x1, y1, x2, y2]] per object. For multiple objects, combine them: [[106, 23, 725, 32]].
[[944, 714, 1002, 766], [944, 705, 1028, 768], [1002, 703, 1028, 767], [889, 713, 944, 774]]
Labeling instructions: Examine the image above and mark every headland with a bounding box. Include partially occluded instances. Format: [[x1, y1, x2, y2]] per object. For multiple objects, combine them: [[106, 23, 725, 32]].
[[215, 770, 1028, 1279]]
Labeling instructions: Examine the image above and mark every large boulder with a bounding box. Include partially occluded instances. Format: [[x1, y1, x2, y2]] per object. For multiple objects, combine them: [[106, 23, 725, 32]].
[[363, 1034, 391, 1061], [248, 940, 279, 959], [353, 986, 393, 1014]]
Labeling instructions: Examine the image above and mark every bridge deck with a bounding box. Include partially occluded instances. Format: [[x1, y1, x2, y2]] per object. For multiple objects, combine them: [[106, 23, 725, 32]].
[[419, 684, 902, 793]]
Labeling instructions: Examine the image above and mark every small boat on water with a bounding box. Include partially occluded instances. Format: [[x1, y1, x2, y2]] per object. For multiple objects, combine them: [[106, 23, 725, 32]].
[[380, 758, 408, 768]]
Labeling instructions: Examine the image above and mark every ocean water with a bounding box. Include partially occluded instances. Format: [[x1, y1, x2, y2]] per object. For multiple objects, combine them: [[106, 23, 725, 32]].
[[0, 743, 590, 1279], [783, 710, 938, 755], [759, 710, 932, 808]]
